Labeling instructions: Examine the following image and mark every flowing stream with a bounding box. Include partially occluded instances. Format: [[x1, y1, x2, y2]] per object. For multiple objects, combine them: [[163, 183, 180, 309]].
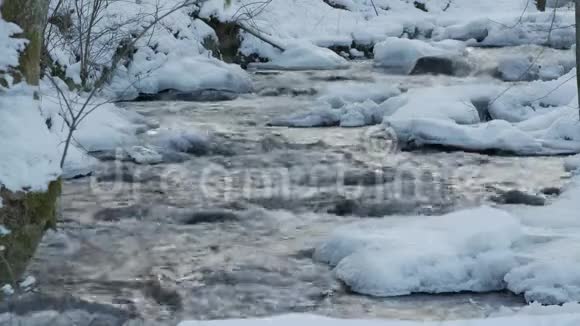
[[21, 49, 574, 324]]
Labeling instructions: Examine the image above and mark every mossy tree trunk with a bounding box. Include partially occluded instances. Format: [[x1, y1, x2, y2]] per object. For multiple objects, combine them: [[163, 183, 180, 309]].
[[1, 0, 59, 285]]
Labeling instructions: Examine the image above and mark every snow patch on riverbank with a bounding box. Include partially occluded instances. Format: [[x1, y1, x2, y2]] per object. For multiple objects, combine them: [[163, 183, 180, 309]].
[[315, 171, 580, 304], [178, 307, 580, 326], [383, 70, 580, 155]]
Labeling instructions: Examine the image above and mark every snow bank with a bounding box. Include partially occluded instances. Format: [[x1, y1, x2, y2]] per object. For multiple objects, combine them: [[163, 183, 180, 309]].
[[383, 71, 580, 155], [178, 310, 580, 326], [315, 173, 580, 304], [0, 89, 61, 191], [40, 79, 151, 177], [315, 207, 521, 296], [374, 38, 466, 74], [434, 12, 575, 49], [114, 55, 253, 100], [564, 155, 580, 172], [0, 5, 60, 192]]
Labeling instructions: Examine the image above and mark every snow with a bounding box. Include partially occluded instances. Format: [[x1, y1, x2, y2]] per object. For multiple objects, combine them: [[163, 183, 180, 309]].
[[0, 284, 14, 296], [374, 38, 466, 74], [252, 43, 349, 70], [433, 11, 575, 49], [382, 70, 580, 155], [564, 155, 580, 172], [0, 2, 27, 72], [315, 171, 580, 304], [314, 207, 521, 297], [115, 55, 253, 100], [0, 1, 61, 192], [321, 82, 401, 108], [269, 82, 401, 127], [178, 310, 580, 326], [0, 87, 61, 192], [0, 225, 10, 236], [40, 79, 151, 178]]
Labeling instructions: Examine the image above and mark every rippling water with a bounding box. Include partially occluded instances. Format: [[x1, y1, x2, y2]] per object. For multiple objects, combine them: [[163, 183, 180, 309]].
[[24, 50, 572, 323]]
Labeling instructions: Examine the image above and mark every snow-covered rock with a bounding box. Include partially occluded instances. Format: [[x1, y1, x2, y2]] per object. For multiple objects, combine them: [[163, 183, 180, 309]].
[[118, 55, 253, 100], [315, 172, 580, 304], [564, 155, 580, 172], [434, 12, 576, 49], [315, 207, 522, 296], [382, 70, 580, 155], [374, 38, 467, 75], [253, 43, 349, 70]]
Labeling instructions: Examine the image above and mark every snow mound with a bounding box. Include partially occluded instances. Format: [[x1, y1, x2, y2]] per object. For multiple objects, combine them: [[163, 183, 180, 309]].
[[382, 71, 580, 155], [564, 155, 580, 172], [434, 12, 575, 49], [116, 55, 253, 100], [314, 207, 522, 297], [374, 38, 467, 75], [316, 173, 580, 304], [253, 43, 349, 71]]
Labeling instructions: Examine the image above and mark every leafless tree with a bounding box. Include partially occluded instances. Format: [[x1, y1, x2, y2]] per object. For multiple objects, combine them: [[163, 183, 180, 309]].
[[43, 0, 210, 167]]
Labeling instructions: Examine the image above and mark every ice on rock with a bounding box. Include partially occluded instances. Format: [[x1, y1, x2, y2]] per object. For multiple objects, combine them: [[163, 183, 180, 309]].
[[253, 43, 349, 70], [315, 207, 523, 297], [373, 38, 467, 74]]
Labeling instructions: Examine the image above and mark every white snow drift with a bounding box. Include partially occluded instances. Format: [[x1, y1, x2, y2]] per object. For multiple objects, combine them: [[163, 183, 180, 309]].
[[252, 43, 349, 70], [315, 172, 580, 304], [382, 70, 580, 155], [178, 308, 580, 326], [374, 38, 466, 74]]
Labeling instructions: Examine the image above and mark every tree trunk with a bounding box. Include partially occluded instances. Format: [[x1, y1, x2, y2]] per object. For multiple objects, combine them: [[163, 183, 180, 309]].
[[0, 0, 49, 85], [0, 0, 58, 284], [537, 0, 547, 11]]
